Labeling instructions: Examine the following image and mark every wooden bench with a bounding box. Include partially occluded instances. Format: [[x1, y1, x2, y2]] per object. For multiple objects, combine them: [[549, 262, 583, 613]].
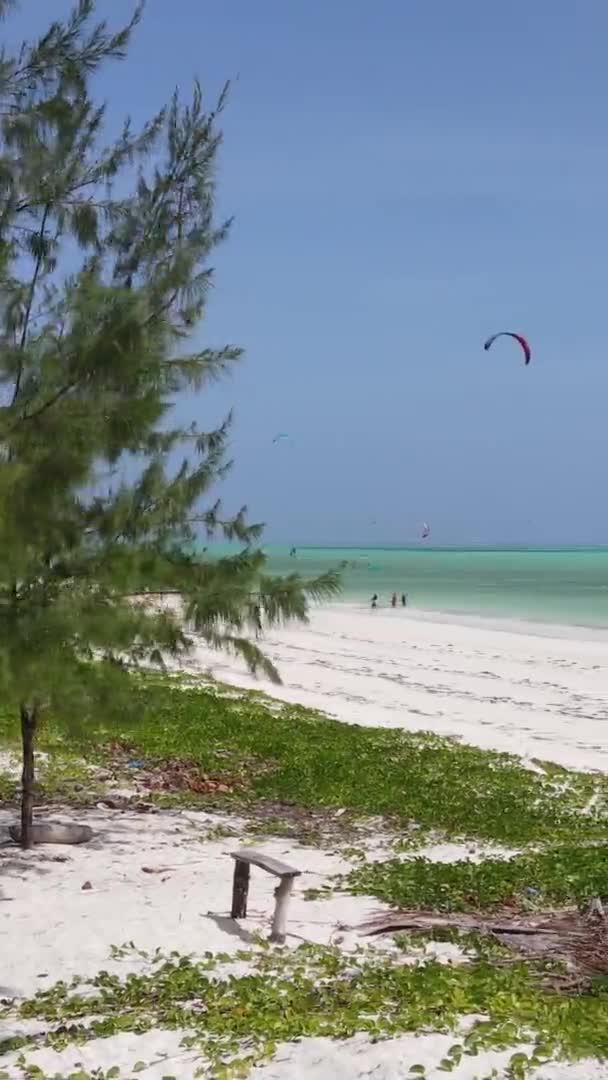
[[230, 847, 302, 944]]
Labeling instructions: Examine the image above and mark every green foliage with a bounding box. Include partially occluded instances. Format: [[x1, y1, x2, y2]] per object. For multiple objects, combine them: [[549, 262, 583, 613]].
[[341, 845, 608, 911], [5, 943, 608, 1077], [2, 682, 608, 1075], [11, 678, 608, 845], [97, 683, 608, 842], [0, 1, 340, 729]]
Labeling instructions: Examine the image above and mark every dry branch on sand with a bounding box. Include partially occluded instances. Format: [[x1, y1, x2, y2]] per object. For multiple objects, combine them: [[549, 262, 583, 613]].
[[359, 901, 608, 992]]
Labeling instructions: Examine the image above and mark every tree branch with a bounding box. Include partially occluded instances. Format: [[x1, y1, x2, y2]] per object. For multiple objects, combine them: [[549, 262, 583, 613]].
[[19, 373, 84, 424], [11, 203, 50, 405]]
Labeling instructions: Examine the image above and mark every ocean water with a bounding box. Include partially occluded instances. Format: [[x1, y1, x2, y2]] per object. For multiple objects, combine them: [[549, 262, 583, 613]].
[[261, 547, 608, 629]]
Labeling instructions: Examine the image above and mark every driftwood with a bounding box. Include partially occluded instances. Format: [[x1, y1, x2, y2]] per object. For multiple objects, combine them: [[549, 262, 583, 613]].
[[9, 823, 93, 845], [270, 876, 297, 944], [229, 848, 301, 944], [359, 902, 608, 992]]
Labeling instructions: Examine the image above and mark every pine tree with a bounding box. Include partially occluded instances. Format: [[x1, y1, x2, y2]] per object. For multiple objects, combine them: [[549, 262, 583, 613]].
[[0, 1, 340, 848]]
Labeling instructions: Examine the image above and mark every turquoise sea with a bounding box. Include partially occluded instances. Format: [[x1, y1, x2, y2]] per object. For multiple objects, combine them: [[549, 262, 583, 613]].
[[261, 547, 608, 629]]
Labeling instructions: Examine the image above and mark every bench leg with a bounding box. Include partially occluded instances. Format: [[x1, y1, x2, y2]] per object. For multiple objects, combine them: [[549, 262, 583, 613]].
[[231, 859, 250, 919], [269, 877, 294, 944]]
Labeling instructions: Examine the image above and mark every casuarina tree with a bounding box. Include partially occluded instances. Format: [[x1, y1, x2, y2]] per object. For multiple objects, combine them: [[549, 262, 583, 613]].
[[0, 1, 340, 848]]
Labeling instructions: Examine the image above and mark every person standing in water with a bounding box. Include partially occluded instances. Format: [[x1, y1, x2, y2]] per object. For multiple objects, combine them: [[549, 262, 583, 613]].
[[371, 593, 378, 609], [401, 593, 408, 607], [391, 592, 397, 608]]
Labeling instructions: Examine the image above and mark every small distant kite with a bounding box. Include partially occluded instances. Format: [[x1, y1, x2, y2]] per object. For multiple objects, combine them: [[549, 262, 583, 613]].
[[483, 331, 531, 366], [421, 523, 430, 540], [272, 433, 290, 445]]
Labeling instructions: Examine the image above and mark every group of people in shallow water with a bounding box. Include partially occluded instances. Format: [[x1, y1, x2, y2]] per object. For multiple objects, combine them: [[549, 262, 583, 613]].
[[371, 592, 408, 609]]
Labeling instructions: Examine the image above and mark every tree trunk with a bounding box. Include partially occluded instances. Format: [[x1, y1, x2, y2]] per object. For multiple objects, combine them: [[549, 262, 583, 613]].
[[20, 703, 38, 850]]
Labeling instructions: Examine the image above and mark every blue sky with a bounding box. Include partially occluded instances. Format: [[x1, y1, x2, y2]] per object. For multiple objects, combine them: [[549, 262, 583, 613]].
[[9, 1, 608, 545]]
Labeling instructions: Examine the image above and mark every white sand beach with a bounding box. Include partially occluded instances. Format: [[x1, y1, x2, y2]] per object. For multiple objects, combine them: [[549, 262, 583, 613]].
[[2, 603, 608, 1077], [180, 604, 608, 773], [0, 806, 603, 1079]]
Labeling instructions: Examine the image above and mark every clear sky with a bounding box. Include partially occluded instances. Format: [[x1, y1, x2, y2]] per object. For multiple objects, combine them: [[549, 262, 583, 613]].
[[9, 1, 608, 546]]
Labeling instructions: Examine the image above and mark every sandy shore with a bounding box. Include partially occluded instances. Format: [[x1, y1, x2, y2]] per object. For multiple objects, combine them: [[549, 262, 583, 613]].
[[180, 603, 608, 772], [2, 605, 607, 1076], [0, 806, 601, 1079]]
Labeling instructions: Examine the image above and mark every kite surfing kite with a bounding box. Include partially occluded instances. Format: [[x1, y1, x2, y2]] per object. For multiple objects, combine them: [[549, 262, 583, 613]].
[[483, 331, 531, 365], [421, 522, 430, 540], [272, 433, 290, 445]]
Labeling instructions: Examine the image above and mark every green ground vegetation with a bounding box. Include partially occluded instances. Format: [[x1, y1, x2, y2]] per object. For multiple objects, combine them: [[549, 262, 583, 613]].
[[2, 940, 608, 1079], [2, 678, 608, 1078], [1, 678, 605, 847]]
